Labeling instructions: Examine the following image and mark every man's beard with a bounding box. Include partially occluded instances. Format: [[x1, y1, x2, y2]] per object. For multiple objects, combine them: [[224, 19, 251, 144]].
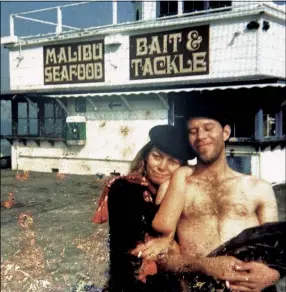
[[196, 143, 224, 165]]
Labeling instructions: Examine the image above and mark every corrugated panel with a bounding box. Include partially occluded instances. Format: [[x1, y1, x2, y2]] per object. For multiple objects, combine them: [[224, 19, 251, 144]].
[[44, 82, 285, 99]]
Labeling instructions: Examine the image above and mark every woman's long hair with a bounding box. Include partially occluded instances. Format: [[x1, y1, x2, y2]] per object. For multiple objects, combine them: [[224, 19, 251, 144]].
[[129, 141, 154, 175]]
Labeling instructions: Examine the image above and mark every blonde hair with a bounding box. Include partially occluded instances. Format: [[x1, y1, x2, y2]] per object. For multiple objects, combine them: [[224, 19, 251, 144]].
[[129, 141, 154, 175], [129, 141, 188, 176]]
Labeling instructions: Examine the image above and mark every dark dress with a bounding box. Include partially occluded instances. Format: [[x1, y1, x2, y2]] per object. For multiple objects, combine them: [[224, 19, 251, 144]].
[[106, 178, 182, 292]]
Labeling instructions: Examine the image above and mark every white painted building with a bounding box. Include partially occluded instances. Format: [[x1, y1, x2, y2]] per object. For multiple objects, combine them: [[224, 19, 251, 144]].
[[1, 1, 285, 183]]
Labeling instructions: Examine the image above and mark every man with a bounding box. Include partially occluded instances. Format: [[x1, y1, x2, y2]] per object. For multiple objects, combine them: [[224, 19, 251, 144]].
[[132, 97, 283, 291]]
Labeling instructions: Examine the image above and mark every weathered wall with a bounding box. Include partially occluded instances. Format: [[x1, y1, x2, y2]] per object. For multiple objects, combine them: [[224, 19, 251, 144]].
[[260, 147, 286, 184], [12, 98, 168, 175]]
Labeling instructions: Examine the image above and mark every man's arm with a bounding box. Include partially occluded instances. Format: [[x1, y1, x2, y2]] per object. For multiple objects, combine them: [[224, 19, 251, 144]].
[[227, 179, 280, 291], [256, 180, 279, 224], [161, 252, 250, 282]]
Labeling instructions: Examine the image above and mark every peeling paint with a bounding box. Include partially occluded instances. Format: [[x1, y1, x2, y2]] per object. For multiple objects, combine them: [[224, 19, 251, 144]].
[[120, 126, 130, 137], [99, 121, 106, 128]]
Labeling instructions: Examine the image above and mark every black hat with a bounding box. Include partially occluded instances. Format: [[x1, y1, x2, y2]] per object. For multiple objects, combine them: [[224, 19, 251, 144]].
[[149, 125, 196, 161], [187, 96, 228, 127]]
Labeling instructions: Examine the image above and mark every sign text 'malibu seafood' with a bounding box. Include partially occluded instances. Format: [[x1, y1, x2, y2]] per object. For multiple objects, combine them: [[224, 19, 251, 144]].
[[44, 40, 104, 85]]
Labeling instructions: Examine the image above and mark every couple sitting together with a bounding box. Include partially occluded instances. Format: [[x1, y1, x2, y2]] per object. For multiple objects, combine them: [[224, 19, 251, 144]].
[[93, 98, 286, 292]]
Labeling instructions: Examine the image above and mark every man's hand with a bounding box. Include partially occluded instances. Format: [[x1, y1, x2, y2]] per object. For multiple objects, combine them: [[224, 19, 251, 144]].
[[228, 261, 280, 292], [131, 237, 173, 261]]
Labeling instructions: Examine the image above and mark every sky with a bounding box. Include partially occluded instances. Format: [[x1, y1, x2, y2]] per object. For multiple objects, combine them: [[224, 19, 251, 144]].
[[0, 1, 134, 93]]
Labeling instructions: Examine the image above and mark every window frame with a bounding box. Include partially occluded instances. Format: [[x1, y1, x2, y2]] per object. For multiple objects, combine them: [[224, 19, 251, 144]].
[[159, 1, 178, 17], [12, 98, 67, 139]]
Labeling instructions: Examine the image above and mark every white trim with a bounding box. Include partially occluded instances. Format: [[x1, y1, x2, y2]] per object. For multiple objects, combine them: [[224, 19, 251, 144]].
[[43, 82, 286, 99]]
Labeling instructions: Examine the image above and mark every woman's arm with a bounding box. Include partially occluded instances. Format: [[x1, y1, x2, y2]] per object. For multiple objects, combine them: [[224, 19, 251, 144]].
[[153, 166, 194, 235], [132, 166, 194, 260]]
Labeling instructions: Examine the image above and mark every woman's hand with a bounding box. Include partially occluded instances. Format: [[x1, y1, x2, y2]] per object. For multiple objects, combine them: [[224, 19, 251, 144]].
[[228, 262, 280, 292], [131, 237, 173, 261]]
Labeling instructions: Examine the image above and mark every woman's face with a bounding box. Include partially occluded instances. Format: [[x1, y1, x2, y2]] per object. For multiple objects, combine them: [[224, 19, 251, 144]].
[[146, 147, 181, 185]]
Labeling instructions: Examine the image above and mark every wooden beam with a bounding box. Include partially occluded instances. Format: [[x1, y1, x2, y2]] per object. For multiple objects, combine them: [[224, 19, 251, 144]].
[[55, 98, 69, 114], [86, 97, 98, 111], [120, 96, 132, 111], [158, 94, 169, 110]]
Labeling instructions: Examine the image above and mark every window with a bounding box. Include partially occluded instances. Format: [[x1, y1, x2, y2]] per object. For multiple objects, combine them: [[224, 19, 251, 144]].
[[75, 98, 86, 113], [159, 1, 178, 17], [263, 113, 276, 137], [184, 1, 205, 13], [227, 155, 251, 175], [136, 9, 140, 21], [42, 101, 66, 137], [282, 105, 286, 137], [1, 100, 12, 135], [12, 99, 66, 138], [209, 1, 232, 9], [183, 1, 231, 13], [229, 116, 255, 139], [17, 101, 38, 136]]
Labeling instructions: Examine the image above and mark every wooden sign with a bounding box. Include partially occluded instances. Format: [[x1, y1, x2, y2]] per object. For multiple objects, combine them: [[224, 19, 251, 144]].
[[130, 25, 209, 80], [44, 40, 104, 85]]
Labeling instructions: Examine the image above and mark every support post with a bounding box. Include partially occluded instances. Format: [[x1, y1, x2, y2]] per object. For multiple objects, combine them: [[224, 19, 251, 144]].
[[178, 0, 183, 15], [55, 98, 69, 114], [112, 0, 117, 25], [158, 94, 169, 110], [86, 97, 98, 111], [120, 96, 132, 111], [255, 108, 263, 141], [56, 7, 63, 34], [276, 110, 283, 139], [10, 15, 15, 37]]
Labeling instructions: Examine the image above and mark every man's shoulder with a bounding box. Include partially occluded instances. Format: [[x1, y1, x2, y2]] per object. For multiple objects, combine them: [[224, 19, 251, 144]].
[[240, 174, 273, 195]]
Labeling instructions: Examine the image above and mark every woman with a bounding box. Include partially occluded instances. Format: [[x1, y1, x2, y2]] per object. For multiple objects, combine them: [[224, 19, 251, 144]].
[[93, 125, 195, 292]]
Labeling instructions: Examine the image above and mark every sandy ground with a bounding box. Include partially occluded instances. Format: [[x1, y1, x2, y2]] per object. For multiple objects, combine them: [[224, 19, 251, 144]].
[[1, 170, 109, 292], [1, 170, 285, 292]]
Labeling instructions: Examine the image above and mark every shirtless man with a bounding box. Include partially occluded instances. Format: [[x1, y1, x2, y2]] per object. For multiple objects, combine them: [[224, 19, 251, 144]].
[[132, 106, 281, 291]]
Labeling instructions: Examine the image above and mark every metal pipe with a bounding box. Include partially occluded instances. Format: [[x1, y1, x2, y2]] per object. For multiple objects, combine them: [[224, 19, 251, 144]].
[[14, 15, 79, 30], [178, 0, 183, 15], [56, 7, 63, 34], [112, 0, 118, 25], [10, 15, 15, 37], [14, 2, 89, 16], [15, 8, 268, 46]]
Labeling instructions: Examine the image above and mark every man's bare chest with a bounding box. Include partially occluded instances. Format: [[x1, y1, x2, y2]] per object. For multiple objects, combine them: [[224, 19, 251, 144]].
[[183, 179, 256, 219]]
